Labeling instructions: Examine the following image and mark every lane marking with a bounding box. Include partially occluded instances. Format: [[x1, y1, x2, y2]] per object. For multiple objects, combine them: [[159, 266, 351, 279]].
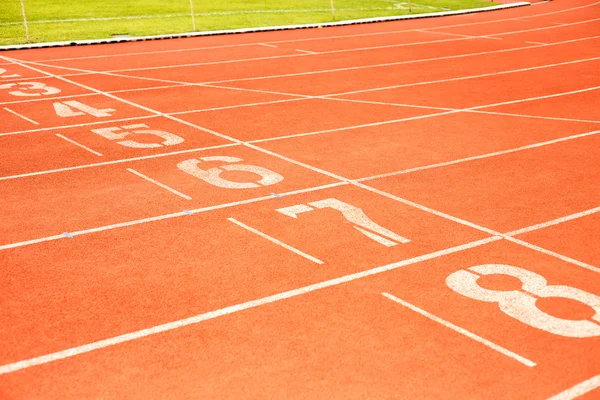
[[0, 92, 95, 107], [417, 29, 503, 40], [228, 217, 324, 264], [547, 375, 600, 400], [505, 237, 600, 274], [296, 49, 318, 55], [506, 206, 600, 237], [3, 107, 39, 125], [381, 292, 536, 367], [327, 95, 600, 124], [0, 236, 500, 374], [0, 144, 237, 181], [328, 56, 600, 97], [258, 43, 277, 48], [20, 1, 600, 64], [0, 182, 345, 251], [55, 134, 103, 156], [356, 130, 600, 182], [526, 41, 548, 45], [127, 168, 192, 200], [99, 36, 476, 73]]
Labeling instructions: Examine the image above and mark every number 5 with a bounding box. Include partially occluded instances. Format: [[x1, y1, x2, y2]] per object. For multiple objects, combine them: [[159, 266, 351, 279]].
[[92, 124, 184, 148], [446, 264, 600, 338]]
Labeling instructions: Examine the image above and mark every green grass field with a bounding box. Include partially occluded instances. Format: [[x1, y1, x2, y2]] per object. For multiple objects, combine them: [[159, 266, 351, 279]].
[[0, 0, 497, 46]]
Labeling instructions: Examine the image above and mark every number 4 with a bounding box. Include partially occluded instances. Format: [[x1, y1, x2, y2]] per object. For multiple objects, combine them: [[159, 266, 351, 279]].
[[53, 100, 115, 118], [0, 68, 21, 79]]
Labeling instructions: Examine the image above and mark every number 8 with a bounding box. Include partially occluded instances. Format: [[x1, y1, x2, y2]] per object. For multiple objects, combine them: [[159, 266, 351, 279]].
[[446, 264, 600, 338]]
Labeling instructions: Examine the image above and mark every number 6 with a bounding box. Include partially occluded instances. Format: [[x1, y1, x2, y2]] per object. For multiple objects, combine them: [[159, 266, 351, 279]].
[[446, 264, 600, 338], [177, 156, 283, 189]]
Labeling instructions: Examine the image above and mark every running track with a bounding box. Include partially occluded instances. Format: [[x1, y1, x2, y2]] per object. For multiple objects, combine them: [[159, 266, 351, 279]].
[[0, 0, 599, 398]]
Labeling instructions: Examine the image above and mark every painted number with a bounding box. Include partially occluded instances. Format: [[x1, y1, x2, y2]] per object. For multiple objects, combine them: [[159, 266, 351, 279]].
[[0, 68, 21, 79], [0, 82, 61, 97], [178, 156, 283, 189], [446, 264, 600, 338], [54, 100, 115, 118], [91, 124, 184, 148], [276, 198, 409, 247]]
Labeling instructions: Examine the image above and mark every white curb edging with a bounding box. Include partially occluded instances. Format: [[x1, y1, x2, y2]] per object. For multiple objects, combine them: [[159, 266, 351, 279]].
[[0, 2, 530, 51]]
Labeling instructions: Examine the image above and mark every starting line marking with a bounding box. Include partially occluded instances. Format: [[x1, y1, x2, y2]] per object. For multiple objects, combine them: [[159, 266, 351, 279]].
[[55, 133, 103, 156], [228, 217, 324, 265], [381, 292, 536, 367], [127, 168, 192, 200], [3, 107, 39, 125]]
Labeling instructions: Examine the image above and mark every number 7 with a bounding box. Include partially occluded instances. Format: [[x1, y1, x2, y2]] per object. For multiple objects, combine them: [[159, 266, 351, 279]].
[[276, 198, 410, 247]]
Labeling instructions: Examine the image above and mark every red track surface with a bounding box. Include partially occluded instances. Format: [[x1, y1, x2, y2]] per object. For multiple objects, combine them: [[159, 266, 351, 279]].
[[1, 1, 599, 398]]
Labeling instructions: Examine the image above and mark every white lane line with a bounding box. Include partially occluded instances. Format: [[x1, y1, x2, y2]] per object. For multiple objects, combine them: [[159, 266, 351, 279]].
[[296, 49, 318, 54], [1, 115, 155, 137], [547, 375, 600, 400], [327, 55, 600, 98], [127, 168, 192, 200], [3, 107, 39, 125], [55, 134, 103, 156], [505, 206, 600, 236], [0, 142, 237, 181], [252, 109, 459, 144], [0, 182, 345, 251], [505, 237, 600, 274], [326, 95, 600, 125], [21, 1, 600, 64], [381, 292, 536, 367], [550, 22, 567, 25], [526, 41, 548, 45], [417, 29, 503, 40], [228, 217, 324, 264], [106, 36, 474, 73], [0, 92, 95, 107], [0, 236, 500, 375], [357, 130, 600, 182], [258, 43, 277, 48]]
